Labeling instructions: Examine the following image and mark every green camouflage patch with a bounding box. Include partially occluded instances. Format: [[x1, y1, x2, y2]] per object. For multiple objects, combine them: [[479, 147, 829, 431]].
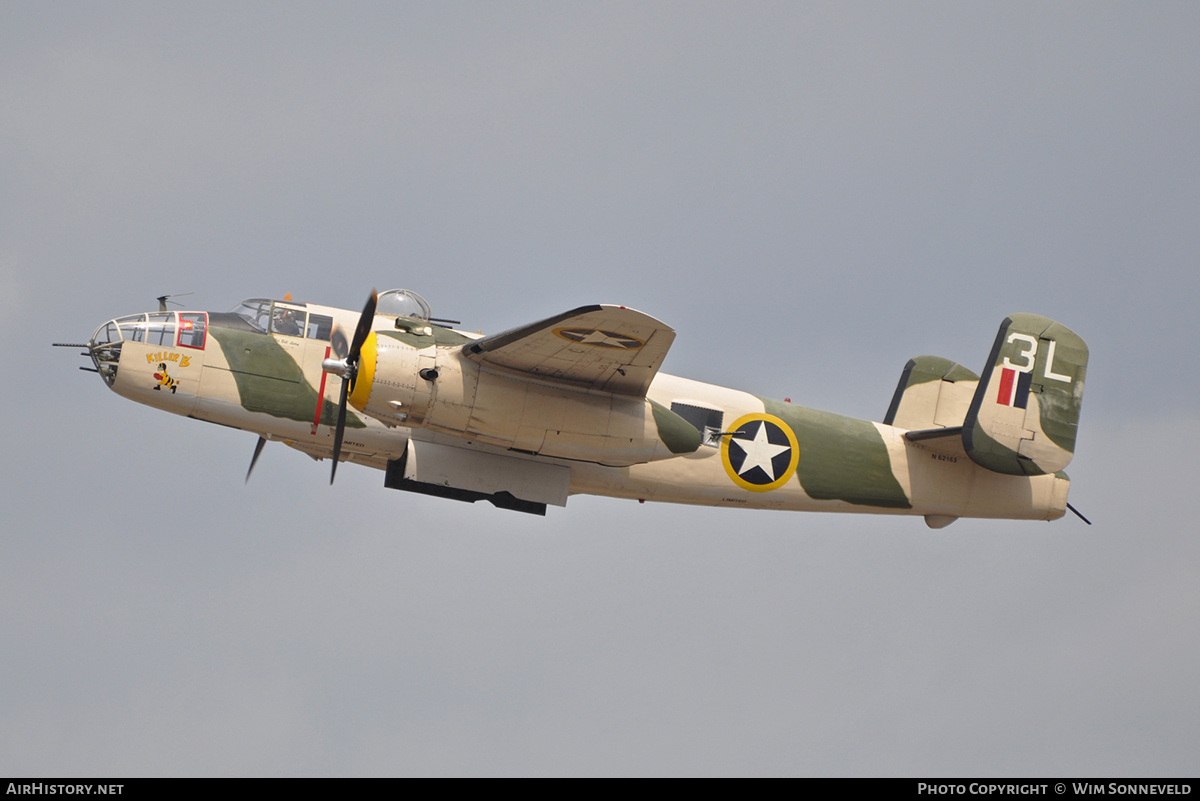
[[762, 398, 910, 508], [378, 324, 475, 349], [649, 399, 703, 454], [209, 327, 364, 428]]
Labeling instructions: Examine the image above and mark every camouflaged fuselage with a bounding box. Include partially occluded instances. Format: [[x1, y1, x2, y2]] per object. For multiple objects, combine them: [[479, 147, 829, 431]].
[[86, 298, 1081, 522]]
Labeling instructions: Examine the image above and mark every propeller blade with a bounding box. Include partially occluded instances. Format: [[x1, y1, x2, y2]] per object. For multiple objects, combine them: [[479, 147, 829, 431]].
[[330, 290, 377, 486], [246, 436, 267, 483], [330, 371, 350, 485], [330, 292, 375, 361], [330, 326, 349, 360], [348, 290, 378, 364]]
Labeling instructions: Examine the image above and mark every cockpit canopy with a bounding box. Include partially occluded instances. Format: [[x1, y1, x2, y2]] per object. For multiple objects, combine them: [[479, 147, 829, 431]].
[[376, 289, 431, 321], [228, 299, 331, 339]]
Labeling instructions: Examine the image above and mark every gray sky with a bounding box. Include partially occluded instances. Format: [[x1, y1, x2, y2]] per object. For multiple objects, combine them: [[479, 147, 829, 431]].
[[3, 1, 1198, 776]]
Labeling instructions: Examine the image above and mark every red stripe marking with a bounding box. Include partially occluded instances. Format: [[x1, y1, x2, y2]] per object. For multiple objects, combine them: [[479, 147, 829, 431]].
[[996, 367, 1015, 406], [312, 345, 331, 434]]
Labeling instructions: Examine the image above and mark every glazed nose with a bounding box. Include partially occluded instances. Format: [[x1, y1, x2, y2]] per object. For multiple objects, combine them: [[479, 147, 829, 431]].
[[87, 319, 124, 386]]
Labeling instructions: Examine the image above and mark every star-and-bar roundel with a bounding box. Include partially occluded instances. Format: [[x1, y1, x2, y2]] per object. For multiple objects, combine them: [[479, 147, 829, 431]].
[[553, 327, 645, 350], [720, 413, 800, 492]]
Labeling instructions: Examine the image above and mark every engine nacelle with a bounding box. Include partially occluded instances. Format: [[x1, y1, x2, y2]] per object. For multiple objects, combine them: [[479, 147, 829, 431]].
[[349, 331, 435, 426], [348, 332, 700, 466]]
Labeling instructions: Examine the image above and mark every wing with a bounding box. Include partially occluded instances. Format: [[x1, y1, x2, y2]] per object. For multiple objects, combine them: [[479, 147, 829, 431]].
[[462, 304, 674, 396]]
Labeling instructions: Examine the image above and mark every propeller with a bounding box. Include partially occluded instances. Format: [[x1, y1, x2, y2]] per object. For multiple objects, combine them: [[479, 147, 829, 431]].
[[245, 435, 267, 483], [327, 290, 378, 484]]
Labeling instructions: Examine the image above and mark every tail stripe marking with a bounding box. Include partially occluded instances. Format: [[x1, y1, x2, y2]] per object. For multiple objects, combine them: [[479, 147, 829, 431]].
[[1014, 372, 1032, 409], [996, 367, 1016, 406], [995, 367, 1033, 408]]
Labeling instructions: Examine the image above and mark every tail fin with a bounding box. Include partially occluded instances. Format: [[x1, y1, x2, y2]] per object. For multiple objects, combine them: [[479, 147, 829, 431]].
[[962, 314, 1088, 476], [884, 355, 979, 430]]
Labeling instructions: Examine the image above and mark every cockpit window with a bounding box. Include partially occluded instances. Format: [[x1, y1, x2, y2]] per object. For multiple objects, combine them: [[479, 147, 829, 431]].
[[178, 313, 207, 349], [230, 299, 272, 332], [116, 314, 146, 342], [306, 313, 333, 341], [270, 304, 305, 337], [92, 322, 120, 345], [230, 299, 318, 338], [146, 313, 176, 346]]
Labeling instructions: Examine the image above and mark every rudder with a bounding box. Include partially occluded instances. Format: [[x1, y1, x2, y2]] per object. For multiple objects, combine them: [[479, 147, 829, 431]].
[[963, 314, 1088, 476]]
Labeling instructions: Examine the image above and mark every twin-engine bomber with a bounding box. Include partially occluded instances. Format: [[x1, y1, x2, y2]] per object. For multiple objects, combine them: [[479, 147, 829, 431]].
[[59, 289, 1089, 525]]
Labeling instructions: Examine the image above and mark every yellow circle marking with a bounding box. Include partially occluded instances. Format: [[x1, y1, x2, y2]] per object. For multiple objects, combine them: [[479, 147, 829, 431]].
[[347, 331, 377, 410], [720, 413, 800, 492]]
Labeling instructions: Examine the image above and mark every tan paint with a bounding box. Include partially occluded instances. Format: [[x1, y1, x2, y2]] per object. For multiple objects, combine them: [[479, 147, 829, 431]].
[[89, 298, 1081, 522]]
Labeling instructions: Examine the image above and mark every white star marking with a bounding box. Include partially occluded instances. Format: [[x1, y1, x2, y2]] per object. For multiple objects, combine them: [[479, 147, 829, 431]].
[[578, 330, 637, 348], [730, 422, 790, 481]]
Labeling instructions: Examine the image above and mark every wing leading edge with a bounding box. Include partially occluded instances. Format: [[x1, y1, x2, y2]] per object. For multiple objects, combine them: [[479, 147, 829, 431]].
[[462, 304, 675, 396]]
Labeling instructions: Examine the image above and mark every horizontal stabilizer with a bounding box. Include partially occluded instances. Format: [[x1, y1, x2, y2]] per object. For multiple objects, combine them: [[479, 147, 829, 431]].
[[904, 425, 963, 442]]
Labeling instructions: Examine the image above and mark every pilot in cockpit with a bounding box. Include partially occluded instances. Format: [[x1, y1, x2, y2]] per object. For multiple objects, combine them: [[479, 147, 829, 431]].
[[273, 308, 300, 336]]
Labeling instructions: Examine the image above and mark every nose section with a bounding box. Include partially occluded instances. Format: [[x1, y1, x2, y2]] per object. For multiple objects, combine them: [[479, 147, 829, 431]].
[[88, 319, 124, 387]]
